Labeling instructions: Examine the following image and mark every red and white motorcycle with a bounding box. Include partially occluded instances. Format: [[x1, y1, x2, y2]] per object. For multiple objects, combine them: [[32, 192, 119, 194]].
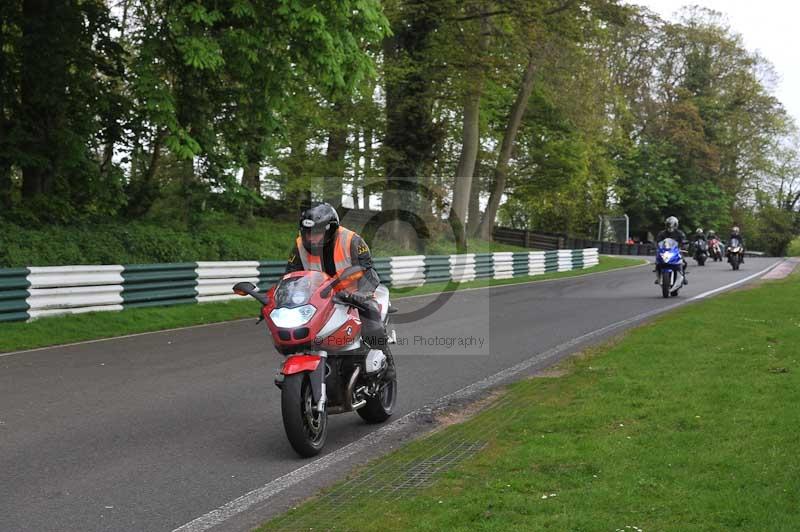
[[233, 266, 397, 457], [708, 237, 723, 262]]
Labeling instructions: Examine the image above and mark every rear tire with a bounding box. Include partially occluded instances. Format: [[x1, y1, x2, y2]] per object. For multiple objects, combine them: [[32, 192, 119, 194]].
[[661, 270, 671, 299], [281, 373, 327, 457], [357, 378, 397, 424]]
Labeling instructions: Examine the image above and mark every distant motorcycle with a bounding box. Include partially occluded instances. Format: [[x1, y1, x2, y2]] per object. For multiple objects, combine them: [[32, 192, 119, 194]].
[[727, 238, 744, 271], [692, 239, 708, 266], [708, 238, 723, 261], [655, 238, 685, 298]]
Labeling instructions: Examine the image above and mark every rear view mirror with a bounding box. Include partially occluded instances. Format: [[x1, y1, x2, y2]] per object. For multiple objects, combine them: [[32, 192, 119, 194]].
[[232, 282, 269, 305]]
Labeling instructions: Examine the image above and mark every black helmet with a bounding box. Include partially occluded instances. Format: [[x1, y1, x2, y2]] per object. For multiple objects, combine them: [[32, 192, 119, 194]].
[[299, 203, 339, 255]]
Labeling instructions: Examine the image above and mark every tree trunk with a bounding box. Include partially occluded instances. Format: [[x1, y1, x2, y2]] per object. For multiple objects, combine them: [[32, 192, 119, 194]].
[[20, 0, 63, 199], [0, 117, 12, 209], [242, 160, 261, 194], [0, 159, 12, 210], [451, 12, 490, 248], [285, 135, 311, 215], [382, 4, 442, 250], [363, 127, 373, 210], [466, 160, 483, 236], [125, 129, 164, 217], [324, 102, 347, 207], [351, 130, 361, 209], [477, 52, 537, 240]]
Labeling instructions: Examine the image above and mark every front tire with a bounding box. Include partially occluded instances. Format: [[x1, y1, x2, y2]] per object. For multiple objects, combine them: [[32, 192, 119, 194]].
[[281, 373, 327, 457], [730, 253, 740, 271], [661, 270, 671, 299]]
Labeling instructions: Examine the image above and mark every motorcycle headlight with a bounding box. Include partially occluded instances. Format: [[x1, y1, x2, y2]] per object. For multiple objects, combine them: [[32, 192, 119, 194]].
[[661, 251, 673, 261], [270, 305, 316, 328]]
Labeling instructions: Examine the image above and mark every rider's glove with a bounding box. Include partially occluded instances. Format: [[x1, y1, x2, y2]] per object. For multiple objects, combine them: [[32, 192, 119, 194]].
[[346, 291, 369, 306]]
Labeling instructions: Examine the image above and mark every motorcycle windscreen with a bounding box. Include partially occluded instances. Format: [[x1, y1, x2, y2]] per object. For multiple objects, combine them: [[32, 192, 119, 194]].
[[729, 238, 741, 249], [658, 238, 679, 250], [657, 238, 682, 264], [274, 271, 328, 308]]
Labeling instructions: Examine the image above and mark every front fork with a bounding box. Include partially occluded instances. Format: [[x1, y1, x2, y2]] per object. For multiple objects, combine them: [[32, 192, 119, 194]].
[[656, 264, 685, 285], [275, 352, 328, 413]]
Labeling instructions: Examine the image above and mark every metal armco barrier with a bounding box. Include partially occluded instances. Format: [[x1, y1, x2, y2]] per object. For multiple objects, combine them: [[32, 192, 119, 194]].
[[493, 227, 655, 256], [0, 249, 598, 322], [0, 268, 30, 323]]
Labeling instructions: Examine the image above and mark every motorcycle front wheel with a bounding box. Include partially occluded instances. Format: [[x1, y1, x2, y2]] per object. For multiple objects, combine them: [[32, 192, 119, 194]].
[[281, 373, 328, 457], [661, 270, 671, 298], [730, 253, 740, 271]]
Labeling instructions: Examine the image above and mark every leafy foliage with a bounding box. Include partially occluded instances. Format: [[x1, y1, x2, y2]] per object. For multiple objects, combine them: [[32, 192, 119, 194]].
[[0, 0, 796, 257]]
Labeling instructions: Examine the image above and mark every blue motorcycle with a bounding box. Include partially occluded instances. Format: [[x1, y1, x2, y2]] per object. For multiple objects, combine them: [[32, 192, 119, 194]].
[[655, 238, 685, 298]]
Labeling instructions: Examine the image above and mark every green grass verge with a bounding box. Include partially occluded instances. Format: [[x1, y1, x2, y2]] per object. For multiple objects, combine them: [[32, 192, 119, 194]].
[[0, 256, 642, 353], [261, 272, 800, 531], [788, 237, 800, 257]]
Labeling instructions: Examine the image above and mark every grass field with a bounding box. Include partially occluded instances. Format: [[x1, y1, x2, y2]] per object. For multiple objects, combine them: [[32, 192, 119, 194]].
[[788, 237, 800, 257], [0, 256, 643, 353], [261, 271, 800, 531]]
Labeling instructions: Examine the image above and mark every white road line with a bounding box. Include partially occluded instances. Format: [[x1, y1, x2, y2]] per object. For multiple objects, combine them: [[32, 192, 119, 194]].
[[690, 262, 784, 301], [171, 258, 782, 532]]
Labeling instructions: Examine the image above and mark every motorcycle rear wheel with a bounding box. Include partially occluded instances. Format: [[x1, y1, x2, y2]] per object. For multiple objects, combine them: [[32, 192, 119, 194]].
[[281, 373, 328, 457], [661, 270, 671, 299], [357, 377, 397, 424]]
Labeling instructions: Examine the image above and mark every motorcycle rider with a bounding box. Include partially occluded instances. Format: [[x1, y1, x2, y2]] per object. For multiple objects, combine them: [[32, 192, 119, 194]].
[[286, 203, 395, 378], [689, 227, 707, 259], [707, 230, 721, 259], [728, 225, 745, 264], [655, 215, 688, 284]]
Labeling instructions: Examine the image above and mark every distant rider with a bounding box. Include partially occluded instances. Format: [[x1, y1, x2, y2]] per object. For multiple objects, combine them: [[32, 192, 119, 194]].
[[728, 225, 745, 264], [286, 203, 395, 378], [690, 227, 706, 252], [655, 216, 688, 285], [707, 230, 721, 258]]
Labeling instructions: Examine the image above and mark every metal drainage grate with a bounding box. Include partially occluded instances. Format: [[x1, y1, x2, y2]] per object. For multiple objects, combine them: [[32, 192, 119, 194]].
[[267, 394, 521, 531]]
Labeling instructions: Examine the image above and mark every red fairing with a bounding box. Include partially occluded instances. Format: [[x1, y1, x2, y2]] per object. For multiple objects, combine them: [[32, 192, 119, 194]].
[[282, 354, 322, 375], [261, 285, 277, 318], [317, 308, 362, 351]]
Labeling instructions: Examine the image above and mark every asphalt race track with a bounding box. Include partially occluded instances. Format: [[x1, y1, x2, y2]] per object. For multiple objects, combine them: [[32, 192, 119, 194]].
[[0, 257, 782, 532]]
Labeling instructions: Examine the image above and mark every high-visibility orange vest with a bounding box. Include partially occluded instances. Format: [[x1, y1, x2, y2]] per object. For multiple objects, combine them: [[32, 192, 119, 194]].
[[296, 227, 356, 275]]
